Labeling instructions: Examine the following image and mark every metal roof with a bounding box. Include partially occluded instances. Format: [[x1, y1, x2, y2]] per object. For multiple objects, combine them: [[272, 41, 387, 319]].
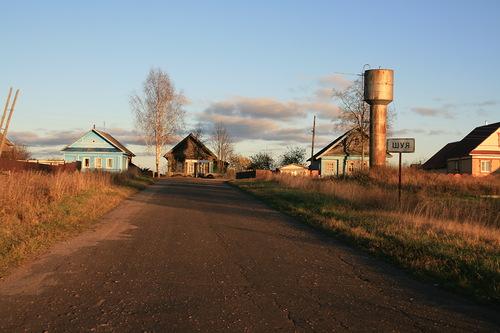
[[307, 129, 358, 162], [61, 129, 135, 157]]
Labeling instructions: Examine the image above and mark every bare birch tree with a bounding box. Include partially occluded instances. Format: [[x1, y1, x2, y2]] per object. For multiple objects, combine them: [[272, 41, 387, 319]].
[[131, 68, 185, 177], [210, 122, 233, 173], [333, 79, 369, 166]]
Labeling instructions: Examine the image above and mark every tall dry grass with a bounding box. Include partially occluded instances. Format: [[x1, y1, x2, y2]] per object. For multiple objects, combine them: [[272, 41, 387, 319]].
[[0, 171, 145, 274], [270, 168, 499, 231], [0, 171, 115, 224]]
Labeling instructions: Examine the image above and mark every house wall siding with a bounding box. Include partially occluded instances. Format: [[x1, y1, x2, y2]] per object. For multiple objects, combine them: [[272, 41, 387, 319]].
[[63, 152, 126, 172], [69, 131, 115, 149], [319, 155, 369, 176], [475, 128, 500, 152], [472, 156, 500, 176]]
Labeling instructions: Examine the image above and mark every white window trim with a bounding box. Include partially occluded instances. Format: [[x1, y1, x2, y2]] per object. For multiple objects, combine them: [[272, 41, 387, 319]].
[[95, 157, 102, 169], [106, 158, 113, 169], [480, 160, 491, 173]]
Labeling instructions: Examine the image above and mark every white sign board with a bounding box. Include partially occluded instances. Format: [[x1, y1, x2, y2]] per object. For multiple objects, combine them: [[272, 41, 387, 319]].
[[387, 138, 415, 153]]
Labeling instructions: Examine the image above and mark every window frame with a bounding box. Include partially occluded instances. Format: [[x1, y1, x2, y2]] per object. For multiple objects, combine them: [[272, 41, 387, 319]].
[[95, 157, 102, 169], [106, 158, 113, 169], [480, 160, 491, 173]]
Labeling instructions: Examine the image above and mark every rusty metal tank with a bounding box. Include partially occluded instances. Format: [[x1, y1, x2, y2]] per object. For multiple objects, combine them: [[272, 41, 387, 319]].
[[363, 69, 394, 168]]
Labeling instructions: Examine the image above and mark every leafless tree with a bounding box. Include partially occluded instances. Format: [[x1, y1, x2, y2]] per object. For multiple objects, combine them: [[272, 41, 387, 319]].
[[131, 68, 185, 177], [191, 123, 206, 143], [333, 78, 394, 168], [228, 153, 251, 172], [3, 144, 31, 160], [210, 122, 233, 173]]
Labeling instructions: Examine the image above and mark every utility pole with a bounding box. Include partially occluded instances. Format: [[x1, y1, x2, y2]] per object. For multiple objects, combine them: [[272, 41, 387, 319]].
[[310, 115, 316, 161], [0, 88, 20, 158], [0, 88, 13, 134]]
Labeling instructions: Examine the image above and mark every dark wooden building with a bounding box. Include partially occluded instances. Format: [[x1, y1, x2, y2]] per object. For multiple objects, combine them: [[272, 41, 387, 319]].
[[164, 133, 218, 176]]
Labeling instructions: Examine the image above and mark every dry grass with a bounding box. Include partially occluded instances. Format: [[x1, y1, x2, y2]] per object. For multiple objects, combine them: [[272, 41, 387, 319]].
[[235, 169, 500, 303], [272, 169, 500, 233], [0, 171, 152, 275]]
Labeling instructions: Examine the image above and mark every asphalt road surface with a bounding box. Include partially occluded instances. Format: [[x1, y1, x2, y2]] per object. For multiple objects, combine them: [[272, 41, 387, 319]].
[[0, 178, 498, 332]]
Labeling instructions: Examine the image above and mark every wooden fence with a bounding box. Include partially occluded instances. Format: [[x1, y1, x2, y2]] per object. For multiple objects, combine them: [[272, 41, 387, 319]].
[[235, 169, 273, 179], [0, 159, 80, 173]]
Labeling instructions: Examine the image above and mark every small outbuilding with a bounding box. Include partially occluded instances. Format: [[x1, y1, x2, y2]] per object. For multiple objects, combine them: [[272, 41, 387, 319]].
[[279, 163, 308, 176], [62, 128, 135, 172], [308, 129, 369, 176], [422, 122, 499, 176]]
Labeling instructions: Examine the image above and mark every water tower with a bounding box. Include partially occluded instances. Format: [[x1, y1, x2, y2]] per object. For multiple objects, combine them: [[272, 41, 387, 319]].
[[364, 69, 394, 168]]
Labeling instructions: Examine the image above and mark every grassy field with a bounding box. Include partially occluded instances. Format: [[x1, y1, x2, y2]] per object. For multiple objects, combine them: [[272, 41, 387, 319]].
[[0, 171, 153, 276], [234, 169, 500, 304]]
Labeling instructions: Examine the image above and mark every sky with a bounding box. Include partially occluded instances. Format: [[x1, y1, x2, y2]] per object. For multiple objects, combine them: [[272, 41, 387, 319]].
[[1, 0, 499, 169]]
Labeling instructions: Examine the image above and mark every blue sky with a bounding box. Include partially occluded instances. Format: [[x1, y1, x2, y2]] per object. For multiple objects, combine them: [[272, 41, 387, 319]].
[[1, 1, 499, 168]]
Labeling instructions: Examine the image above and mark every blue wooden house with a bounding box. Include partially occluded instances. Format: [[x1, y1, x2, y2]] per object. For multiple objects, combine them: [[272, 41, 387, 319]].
[[308, 129, 370, 176], [62, 128, 135, 172]]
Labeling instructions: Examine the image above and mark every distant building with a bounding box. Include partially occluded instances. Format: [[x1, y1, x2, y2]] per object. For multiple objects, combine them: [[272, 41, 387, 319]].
[[164, 133, 218, 176], [308, 129, 369, 176], [279, 163, 308, 176], [422, 122, 500, 176], [62, 128, 135, 172]]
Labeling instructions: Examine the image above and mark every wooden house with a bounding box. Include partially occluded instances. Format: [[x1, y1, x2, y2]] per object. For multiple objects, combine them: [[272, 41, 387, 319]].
[[62, 128, 135, 172], [308, 129, 369, 176], [422, 122, 499, 176], [164, 133, 218, 176]]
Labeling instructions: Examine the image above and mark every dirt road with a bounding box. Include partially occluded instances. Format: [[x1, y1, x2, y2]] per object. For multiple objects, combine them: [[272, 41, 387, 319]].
[[0, 178, 497, 332]]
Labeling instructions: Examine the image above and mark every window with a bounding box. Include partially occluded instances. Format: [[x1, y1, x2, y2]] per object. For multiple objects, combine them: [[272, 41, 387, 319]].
[[95, 158, 102, 169], [83, 157, 90, 168], [324, 161, 336, 174], [480, 160, 491, 173], [106, 158, 113, 169]]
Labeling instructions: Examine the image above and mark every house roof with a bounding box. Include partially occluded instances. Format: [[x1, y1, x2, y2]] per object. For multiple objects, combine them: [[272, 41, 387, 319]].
[[164, 133, 217, 159], [307, 129, 358, 162], [422, 121, 499, 170], [62, 129, 135, 157], [94, 129, 135, 157], [421, 142, 459, 170]]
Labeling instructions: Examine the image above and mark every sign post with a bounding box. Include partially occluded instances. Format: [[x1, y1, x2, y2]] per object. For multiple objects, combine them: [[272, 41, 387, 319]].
[[387, 138, 415, 204]]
